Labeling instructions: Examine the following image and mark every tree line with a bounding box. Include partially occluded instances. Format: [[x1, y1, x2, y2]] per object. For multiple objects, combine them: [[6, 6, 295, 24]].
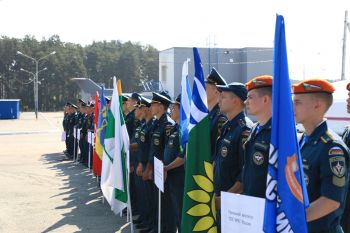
[[0, 35, 159, 111]]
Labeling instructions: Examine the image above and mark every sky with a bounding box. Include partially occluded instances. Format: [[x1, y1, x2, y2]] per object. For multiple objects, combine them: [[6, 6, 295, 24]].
[[0, 0, 349, 80]]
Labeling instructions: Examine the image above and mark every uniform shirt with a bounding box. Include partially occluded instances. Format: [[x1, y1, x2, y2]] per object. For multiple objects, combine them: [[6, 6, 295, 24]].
[[301, 121, 349, 232], [242, 118, 272, 198], [148, 113, 174, 163], [130, 120, 143, 164], [163, 124, 184, 174], [80, 113, 88, 137], [342, 125, 350, 212], [137, 119, 156, 164], [214, 112, 252, 195], [63, 113, 68, 131], [125, 109, 137, 137], [208, 104, 227, 160], [68, 112, 78, 136]]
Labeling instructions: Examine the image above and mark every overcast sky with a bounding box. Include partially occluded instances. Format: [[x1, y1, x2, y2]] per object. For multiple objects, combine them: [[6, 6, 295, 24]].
[[0, 0, 349, 80]]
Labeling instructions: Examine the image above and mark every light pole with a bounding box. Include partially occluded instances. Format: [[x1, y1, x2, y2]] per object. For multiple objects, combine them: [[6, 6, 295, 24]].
[[17, 51, 55, 119]]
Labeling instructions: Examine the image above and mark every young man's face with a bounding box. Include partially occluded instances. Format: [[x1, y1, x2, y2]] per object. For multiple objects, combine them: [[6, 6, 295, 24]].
[[293, 94, 315, 124], [245, 89, 264, 116], [135, 107, 143, 120], [219, 91, 236, 114], [206, 83, 218, 102], [150, 103, 159, 116], [170, 104, 180, 121]]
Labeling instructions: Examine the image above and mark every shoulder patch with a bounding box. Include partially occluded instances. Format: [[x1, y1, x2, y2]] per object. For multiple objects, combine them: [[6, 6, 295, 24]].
[[329, 156, 346, 187], [328, 146, 345, 156]]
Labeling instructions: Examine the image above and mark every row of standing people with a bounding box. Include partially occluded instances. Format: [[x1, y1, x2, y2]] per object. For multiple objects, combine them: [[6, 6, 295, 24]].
[[62, 68, 350, 233], [62, 99, 96, 167]]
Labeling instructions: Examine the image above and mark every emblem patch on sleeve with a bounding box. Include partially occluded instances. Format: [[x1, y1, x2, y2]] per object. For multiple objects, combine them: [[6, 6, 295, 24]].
[[329, 156, 346, 187]]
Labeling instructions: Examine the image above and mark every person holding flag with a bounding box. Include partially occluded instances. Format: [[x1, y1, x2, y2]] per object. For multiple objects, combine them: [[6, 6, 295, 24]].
[[205, 68, 228, 160], [292, 79, 349, 233], [242, 75, 273, 198]]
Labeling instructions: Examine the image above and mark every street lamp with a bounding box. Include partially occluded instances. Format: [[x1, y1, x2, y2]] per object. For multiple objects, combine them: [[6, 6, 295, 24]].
[[17, 51, 55, 119]]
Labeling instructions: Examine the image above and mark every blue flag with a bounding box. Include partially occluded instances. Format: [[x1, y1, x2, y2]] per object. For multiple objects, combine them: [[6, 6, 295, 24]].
[[95, 86, 108, 158], [263, 15, 309, 233], [180, 58, 192, 146]]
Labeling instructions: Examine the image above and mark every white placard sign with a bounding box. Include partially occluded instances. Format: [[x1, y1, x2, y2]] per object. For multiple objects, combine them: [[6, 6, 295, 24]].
[[153, 157, 164, 192], [61, 131, 66, 141], [87, 132, 93, 144], [221, 192, 265, 233], [77, 129, 81, 140]]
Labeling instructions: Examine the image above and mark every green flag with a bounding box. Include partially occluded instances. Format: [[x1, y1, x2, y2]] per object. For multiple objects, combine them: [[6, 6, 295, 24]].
[[100, 77, 129, 215], [181, 48, 217, 233]]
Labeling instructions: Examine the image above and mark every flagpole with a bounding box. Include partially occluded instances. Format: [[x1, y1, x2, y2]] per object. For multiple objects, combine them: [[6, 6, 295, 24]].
[[88, 133, 91, 169], [73, 127, 76, 161], [126, 167, 134, 233], [158, 190, 161, 233]]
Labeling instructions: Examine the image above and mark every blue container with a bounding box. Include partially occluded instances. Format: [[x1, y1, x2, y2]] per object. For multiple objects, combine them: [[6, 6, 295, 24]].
[[0, 99, 21, 119]]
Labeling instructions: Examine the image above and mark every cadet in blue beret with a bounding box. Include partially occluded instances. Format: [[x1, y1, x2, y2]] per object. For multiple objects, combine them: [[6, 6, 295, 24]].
[[242, 75, 273, 198], [163, 94, 185, 233], [205, 68, 228, 161], [214, 83, 253, 232], [341, 83, 350, 233], [293, 79, 349, 233]]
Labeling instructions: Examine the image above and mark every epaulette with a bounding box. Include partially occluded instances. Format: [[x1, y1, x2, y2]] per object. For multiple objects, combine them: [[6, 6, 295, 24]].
[[320, 130, 335, 144]]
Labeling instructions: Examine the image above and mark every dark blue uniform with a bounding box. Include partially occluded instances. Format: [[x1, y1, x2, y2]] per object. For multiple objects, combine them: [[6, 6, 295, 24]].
[[67, 112, 78, 158], [208, 104, 227, 160], [136, 118, 157, 230], [148, 113, 176, 233], [242, 118, 271, 198], [79, 113, 88, 164], [213, 112, 252, 231], [342, 125, 350, 233], [301, 121, 349, 233], [163, 123, 185, 233], [125, 109, 139, 217], [214, 112, 252, 195]]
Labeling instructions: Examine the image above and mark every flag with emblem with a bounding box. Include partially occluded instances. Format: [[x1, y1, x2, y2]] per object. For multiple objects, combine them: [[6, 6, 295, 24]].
[[181, 48, 217, 232], [92, 91, 102, 176], [101, 77, 129, 215], [95, 86, 108, 159], [263, 15, 309, 233], [180, 58, 192, 146]]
